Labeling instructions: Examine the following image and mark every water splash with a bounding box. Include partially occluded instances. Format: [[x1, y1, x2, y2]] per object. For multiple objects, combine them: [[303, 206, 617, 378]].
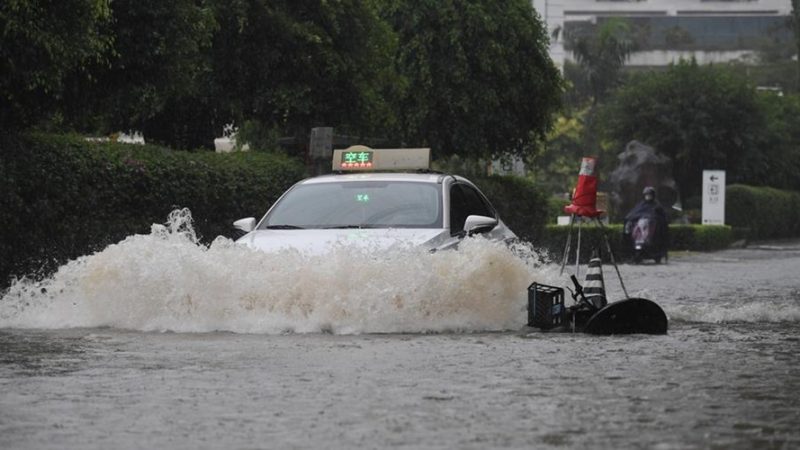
[[3, 210, 796, 333], [0, 209, 560, 334], [624, 285, 800, 325], [666, 300, 800, 324]]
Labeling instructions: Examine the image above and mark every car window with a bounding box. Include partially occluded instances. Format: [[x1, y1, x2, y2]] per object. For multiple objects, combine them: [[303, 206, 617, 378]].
[[460, 184, 494, 218], [449, 185, 470, 234], [449, 183, 495, 235], [261, 181, 443, 229]]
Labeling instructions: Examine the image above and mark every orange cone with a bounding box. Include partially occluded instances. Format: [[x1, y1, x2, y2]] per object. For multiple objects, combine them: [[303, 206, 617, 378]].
[[564, 157, 603, 218]]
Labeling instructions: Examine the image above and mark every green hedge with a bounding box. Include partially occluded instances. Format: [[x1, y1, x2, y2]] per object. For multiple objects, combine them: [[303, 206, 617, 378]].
[[539, 223, 624, 263], [0, 133, 307, 287], [668, 225, 734, 251], [547, 195, 570, 224], [726, 184, 800, 239], [471, 175, 549, 243], [539, 223, 733, 263]]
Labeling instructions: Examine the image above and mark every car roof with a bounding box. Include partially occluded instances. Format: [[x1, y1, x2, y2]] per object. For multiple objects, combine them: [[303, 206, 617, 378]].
[[299, 172, 453, 185]]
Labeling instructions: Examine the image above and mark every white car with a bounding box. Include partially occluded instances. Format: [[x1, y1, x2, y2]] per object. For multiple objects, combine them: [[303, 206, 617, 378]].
[[233, 146, 517, 254]]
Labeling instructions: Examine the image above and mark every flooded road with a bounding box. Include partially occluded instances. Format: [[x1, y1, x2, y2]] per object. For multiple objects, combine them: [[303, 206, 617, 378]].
[[1, 228, 799, 449]]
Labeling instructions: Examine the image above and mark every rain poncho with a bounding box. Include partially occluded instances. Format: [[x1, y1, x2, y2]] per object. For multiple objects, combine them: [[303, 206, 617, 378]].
[[623, 199, 669, 256]]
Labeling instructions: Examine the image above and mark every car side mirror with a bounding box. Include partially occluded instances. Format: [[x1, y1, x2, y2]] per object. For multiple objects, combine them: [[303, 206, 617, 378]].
[[233, 217, 256, 233], [464, 215, 498, 236]]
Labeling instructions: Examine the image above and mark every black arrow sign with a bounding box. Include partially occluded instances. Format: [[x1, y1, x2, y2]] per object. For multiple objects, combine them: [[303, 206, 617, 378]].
[[710, 175, 718, 181]]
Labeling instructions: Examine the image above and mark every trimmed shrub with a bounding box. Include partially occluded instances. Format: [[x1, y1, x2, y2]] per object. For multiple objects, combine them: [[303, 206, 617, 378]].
[[669, 225, 733, 251], [692, 225, 734, 251], [471, 175, 549, 243], [547, 195, 571, 224], [667, 225, 694, 250], [539, 223, 625, 263], [726, 184, 800, 239], [0, 133, 307, 287], [539, 223, 732, 263]]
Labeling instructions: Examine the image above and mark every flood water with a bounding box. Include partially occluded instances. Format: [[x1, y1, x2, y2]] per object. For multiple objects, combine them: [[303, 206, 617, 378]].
[[1, 214, 798, 449]]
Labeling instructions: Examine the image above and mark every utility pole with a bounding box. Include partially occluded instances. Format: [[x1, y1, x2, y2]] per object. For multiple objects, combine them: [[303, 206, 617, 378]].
[[309, 127, 333, 176]]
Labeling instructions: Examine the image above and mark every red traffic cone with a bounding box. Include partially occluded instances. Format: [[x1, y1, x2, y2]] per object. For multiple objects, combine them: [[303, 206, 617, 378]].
[[564, 156, 604, 218]]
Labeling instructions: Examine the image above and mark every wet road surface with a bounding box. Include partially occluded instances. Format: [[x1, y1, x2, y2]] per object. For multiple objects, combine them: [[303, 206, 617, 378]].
[[1, 242, 799, 449]]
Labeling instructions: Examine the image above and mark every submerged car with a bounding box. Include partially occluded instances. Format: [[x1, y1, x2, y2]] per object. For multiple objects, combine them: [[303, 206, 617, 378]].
[[233, 146, 516, 254]]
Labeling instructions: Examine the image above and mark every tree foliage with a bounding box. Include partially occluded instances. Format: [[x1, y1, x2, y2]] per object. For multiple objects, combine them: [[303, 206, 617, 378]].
[[531, 109, 590, 193], [753, 92, 800, 190], [0, 0, 112, 128], [209, 0, 398, 149], [379, 0, 562, 159], [566, 18, 635, 104], [598, 60, 799, 200], [4, 0, 564, 158], [67, 0, 218, 149]]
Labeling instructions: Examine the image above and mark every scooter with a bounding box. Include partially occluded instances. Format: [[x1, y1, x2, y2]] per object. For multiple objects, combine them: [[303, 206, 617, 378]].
[[625, 215, 667, 264]]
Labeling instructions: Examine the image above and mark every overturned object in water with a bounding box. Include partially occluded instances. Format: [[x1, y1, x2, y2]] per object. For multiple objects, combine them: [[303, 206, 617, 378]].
[[527, 280, 668, 335]]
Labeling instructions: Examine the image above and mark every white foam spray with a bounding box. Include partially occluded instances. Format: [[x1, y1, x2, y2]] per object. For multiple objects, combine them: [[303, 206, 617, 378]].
[[4, 210, 797, 333], [0, 210, 561, 334], [666, 299, 800, 324]]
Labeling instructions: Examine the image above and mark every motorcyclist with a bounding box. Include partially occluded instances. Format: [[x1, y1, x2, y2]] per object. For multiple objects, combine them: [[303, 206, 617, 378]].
[[623, 186, 669, 263]]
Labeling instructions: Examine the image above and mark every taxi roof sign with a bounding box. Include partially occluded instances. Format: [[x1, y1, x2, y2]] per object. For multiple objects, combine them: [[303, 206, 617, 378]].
[[332, 145, 431, 171]]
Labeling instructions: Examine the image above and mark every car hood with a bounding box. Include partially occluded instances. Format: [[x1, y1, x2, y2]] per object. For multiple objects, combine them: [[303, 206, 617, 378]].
[[236, 228, 453, 255]]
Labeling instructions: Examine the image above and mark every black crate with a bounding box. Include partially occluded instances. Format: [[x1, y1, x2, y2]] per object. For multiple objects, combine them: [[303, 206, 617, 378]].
[[528, 283, 565, 330]]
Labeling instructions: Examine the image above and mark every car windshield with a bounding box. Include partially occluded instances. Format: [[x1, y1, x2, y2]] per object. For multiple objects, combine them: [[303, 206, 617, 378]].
[[261, 181, 443, 229]]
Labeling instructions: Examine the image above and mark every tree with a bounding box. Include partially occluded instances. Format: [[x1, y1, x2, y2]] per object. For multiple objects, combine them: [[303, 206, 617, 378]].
[[60, 0, 218, 149], [379, 0, 562, 160], [531, 108, 591, 193], [599, 60, 770, 201], [208, 0, 398, 150], [566, 18, 635, 105], [19, 0, 400, 149], [0, 0, 112, 129], [754, 92, 800, 191]]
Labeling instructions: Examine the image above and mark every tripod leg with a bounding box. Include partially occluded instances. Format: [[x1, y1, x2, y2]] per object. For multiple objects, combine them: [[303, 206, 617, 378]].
[[595, 217, 630, 299], [559, 214, 575, 276], [575, 217, 582, 280]]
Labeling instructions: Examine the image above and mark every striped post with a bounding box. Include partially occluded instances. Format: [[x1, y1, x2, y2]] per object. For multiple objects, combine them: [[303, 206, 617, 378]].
[[584, 249, 607, 309]]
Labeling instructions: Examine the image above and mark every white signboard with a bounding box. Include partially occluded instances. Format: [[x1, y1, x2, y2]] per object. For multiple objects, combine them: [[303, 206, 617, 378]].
[[702, 170, 726, 225]]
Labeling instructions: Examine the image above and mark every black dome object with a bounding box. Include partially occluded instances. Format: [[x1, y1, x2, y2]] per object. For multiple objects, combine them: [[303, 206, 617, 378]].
[[584, 297, 668, 335]]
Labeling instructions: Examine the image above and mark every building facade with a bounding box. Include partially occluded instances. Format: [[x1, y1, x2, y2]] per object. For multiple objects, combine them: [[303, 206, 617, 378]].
[[533, 0, 794, 68]]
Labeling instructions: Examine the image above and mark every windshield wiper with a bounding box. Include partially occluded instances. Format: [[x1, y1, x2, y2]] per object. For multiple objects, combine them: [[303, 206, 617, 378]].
[[265, 225, 305, 229], [323, 225, 378, 229]]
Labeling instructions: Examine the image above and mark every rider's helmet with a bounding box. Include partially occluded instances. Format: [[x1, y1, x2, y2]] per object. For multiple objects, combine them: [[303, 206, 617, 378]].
[[643, 186, 656, 201]]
